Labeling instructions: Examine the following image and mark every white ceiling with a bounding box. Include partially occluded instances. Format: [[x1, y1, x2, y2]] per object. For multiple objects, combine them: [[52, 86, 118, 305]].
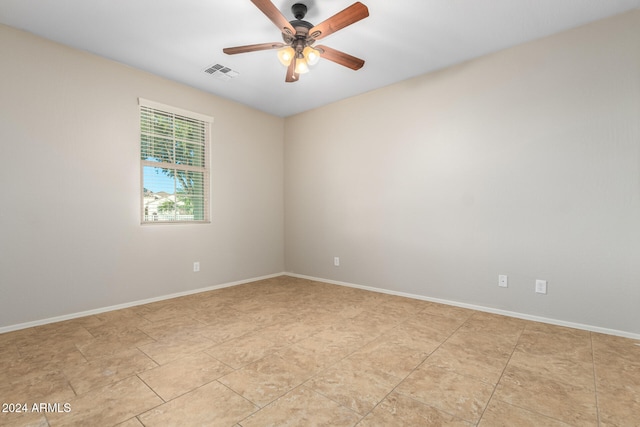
[[1, 0, 639, 117]]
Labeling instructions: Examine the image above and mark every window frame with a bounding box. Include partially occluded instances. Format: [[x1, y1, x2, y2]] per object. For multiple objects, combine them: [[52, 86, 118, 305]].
[[139, 98, 213, 225]]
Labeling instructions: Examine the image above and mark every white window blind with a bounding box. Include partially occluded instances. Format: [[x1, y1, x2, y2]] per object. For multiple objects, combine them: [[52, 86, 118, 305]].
[[139, 99, 212, 224]]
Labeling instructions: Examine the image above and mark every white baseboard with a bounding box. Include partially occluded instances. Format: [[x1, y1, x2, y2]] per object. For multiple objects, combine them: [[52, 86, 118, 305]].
[[0, 272, 285, 334], [4, 271, 638, 341], [286, 272, 640, 341]]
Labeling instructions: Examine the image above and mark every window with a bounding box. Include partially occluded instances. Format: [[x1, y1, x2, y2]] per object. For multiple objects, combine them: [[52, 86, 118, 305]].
[[139, 98, 212, 223]]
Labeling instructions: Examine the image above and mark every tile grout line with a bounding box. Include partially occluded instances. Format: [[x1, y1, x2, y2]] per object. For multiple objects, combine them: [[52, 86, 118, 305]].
[[136, 372, 169, 404], [473, 321, 526, 425], [295, 383, 366, 423], [216, 378, 266, 417], [238, 308, 429, 424], [354, 307, 476, 424], [484, 324, 589, 426]]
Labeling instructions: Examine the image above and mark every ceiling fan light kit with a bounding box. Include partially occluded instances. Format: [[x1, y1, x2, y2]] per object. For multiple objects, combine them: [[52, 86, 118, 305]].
[[223, 0, 369, 82], [277, 45, 320, 69]]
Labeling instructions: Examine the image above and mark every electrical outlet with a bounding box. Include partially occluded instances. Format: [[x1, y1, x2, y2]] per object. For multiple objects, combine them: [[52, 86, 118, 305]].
[[535, 279, 547, 294], [334, 257, 340, 267], [193, 262, 200, 272], [498, 275, 508, 288]]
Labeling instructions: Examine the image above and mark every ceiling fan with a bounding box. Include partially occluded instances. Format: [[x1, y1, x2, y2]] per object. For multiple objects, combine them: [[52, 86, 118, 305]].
[[223, 0, 369, 82]]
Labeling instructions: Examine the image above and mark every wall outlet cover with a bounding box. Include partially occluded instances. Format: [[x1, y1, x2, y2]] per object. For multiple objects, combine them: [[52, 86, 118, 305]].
[[498, 275, 508, 288]]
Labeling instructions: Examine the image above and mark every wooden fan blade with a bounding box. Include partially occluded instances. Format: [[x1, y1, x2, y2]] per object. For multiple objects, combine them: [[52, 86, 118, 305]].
[[223, 42, 284, 55], [285, 57, 299, 82], [308, 2, 369, 41], [316, 45, 364, 70], [251, 0, 295, 36]]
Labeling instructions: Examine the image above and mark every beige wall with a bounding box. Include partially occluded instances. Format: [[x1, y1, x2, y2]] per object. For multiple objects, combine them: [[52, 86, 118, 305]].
[[2, 10, 639, 336], [0, 24, 285, 328], [284, 10, 640, 335]]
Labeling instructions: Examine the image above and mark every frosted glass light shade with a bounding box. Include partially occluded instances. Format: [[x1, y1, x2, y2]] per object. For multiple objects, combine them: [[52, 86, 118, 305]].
[[277, 47, 295, 66], [294, 56, 310, 74], [304, 46, 320, 66]]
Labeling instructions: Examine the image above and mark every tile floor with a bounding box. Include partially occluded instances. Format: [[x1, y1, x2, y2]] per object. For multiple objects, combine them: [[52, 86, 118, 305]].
[[1, 275, 639, 426]]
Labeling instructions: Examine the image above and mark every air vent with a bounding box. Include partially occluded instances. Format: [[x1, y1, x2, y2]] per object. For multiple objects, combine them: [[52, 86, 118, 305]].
[[204, 63, 239, 81]]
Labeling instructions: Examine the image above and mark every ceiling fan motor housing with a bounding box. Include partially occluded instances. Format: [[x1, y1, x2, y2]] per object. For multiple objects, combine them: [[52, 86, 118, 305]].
[[289, 19, 313, 30], [284, 4, 313, 46], [289, 3, 313, 37]]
